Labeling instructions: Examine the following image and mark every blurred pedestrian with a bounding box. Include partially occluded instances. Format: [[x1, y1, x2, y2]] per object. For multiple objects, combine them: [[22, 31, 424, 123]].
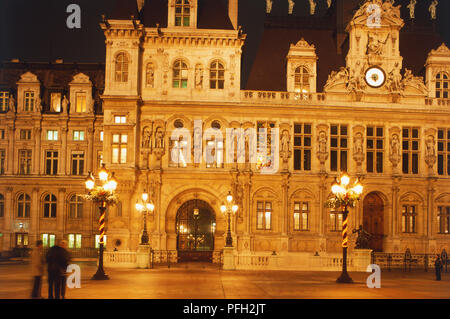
[[30, 240, 45, 299], [46, 239, 70, 299], [435, 254, 443, 281]]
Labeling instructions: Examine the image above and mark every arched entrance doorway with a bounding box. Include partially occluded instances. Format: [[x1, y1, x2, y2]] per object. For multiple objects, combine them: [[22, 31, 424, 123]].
[[176, 199, 216, 262], [363, 192, 384, 252]]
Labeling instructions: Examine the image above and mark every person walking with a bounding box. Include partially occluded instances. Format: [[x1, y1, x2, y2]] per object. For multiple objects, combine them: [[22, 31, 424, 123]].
[[30, 240, 45, 299], [46, 239, 70, 299], [435, 254, 443, 281]]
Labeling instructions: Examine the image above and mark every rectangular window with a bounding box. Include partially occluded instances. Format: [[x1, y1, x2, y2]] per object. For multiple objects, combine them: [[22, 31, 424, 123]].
[[97, 151, 103, 169], [112, 134, 127, 164], [402, 128, 420, 174], [95, 235, 106, 249], [114, 116, 126, 124], [0, 129, 5, 140], [293, 202, 309, 231], [100, 131, 104, 141], [0, 92, 9, 112], [19, 150, 32, 175], [330, 209, 343, 231], [438, 206, 450, 234], [293, 124, 312, 171], [330, 124, 348, 172], [42, 234, 56, 248], [402, 205, 417, 233], [47, 130, 58, 141], [71, 152, 85, 175], [24, 91, 34, 111], [68, 234, 82, 249], [45, 151, 58, 175], [367, 126, 384, 173], [206, 139, 224, 168], [16, 233, 29, 247], [20, 129, 31, 140], [438, 129, 450, 176], [256, 201, 272, 230], [73, 130, 85, 141], [169, 138, 188, 168], [0, 149, 5, 175], [257, 121, 275, 169], [76, 93, 86, 112], [50, 93, 61, 112]]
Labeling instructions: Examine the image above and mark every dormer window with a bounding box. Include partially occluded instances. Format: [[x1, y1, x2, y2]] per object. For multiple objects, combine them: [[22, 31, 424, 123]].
[[175, 0, 191, 26], [210, 60, 225, 90], [115, 53, 129, 83], [50, 93, 61, 112], [24, 91, 34, 112], [173, 59, 188, 88], [0, 92, 8, 112], [436, 72, 449, 99], [75, 92, 86, 112], [294, 66, 310, 93]]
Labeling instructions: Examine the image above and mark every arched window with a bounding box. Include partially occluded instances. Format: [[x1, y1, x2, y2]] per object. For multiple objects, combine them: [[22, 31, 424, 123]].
[[175, 0, 191, 27], [0, 194, 4, 218], [210, 60, 225, 89], [43, 194, 57, 218], [69, 195, 83, 219], [115, 53, 129, 83], [436, 72, 449, 99], [173, 60, 188, 88], [294, 66, 310, 93], [17, 193, 31, 218], [146, 62, 155, 88]]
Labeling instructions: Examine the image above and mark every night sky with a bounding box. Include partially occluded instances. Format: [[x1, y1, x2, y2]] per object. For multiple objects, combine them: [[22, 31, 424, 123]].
[[0, 0, 449, 86]]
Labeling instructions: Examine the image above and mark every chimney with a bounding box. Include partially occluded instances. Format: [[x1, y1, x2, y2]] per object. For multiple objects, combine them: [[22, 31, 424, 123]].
[[228, 0, 238, 30]]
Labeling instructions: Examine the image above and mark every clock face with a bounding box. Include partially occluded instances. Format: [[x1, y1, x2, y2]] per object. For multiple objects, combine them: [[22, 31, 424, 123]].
[[365, 67, 386, 88]]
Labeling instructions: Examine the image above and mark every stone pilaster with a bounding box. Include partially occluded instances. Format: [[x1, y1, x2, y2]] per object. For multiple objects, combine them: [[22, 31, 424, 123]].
[[87, 127, 94, 173], [33, 127, 41, 175], [30, 187, 40, 244], [57, 188, 66, 239], [59, 127, 68, 175], [6, 125, 15, 175]]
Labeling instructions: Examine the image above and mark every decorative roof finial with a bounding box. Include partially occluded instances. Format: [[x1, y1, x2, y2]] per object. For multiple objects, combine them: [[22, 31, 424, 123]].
[[137, 0, 145, 13]]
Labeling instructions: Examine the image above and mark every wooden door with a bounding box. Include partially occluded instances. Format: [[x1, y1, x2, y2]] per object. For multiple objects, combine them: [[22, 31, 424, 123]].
[[363, 193, 384, 252]]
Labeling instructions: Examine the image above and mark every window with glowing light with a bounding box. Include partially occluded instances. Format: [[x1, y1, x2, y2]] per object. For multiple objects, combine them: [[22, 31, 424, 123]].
[[402, 205, 417, 233], [112, 134, 127, 164], [75, 92, 86, 112], [436, 72, 449, 99], [50, 93, 61, 112], [24, 91, 34, 111], [19, 150, 32, 175], [95, 235, 107, 248], [173, 59, 188, 88], [294, 66, 310, 97], [0, 92, 9, 112], [169, 134, 188, 168], [438, 206, 450, 234], [293, 202, 309, 231], [68, 234, 82, 249], [115, 53, 129, 83], [256, 201, 272, 230], [329, 207, 343, 232], [42, 234, 55, 248]]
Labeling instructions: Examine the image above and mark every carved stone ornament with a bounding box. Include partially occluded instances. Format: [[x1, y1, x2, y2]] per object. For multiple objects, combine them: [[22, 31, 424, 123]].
[[407, 0, 417, 19], [353, 132, 365, 165], [309, 0, 316, 15], [266, 0, 272, 14], [389, 132, 401, 168], [429, 0, 438, 20], [8, 94, 15, 113], [288, 0, 295, 15], [316, 127, 328, 172], [425, 135, 437, 169]]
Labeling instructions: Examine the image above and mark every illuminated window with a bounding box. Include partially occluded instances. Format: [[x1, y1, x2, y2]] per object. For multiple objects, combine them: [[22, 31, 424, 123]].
[[0, 92, 9, 112], [402, 127, 420, 174], [73, 130, 85, 141], [47, 130, 58, 141], [330, 208, 343, 231], [402, 205, 417, 233], [114, 116, 126, 124], [436, 72, 449, 99], [42, 234, 56, 248], [175, 0, 190, 26], [24, 91, 34, 111], [209, 60, 225, 89], [17, 193, 31, 218], [95, 235, 107, 248], [75, 93, 86, 112], [367, 126, 384, 173], [112, 134, 127, 164], [438, 206, 450, 234], [97, 151, 103, 169], [68, 234, 82, 249], [43, 194, 57, 218], [115, 53, 129, 83], [20, 129, 31, 140], [69, 195, 83, 219], [45, 151, 58, 175], [50, 93, 61, 112], [294, 66, 310, 95], [256, 121, 275, 169], [19, 150, 32, 175], [293, 202, 309, 231], [169, 136, 188, 167], [173, 59, 188, 88], [293, 124, 312, 171], [71, 152, 85, 176], [256, 201, 272, 230], [438, 129, 450, 176], [330, 124, 348, 172], [206, 135, 224, 168], [16, 233, 29, 247], [100, 131, 104, 141]]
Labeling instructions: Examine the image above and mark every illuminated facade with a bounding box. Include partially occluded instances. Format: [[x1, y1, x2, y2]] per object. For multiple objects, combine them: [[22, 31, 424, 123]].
[[0, 0, 450, 262]]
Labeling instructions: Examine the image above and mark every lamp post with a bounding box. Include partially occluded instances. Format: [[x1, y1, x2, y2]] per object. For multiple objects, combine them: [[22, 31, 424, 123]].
[[220, 192, 239, 247], [84, 164, 119, 280], [135, 191, 155, 245], [327, 173, 363, 284]]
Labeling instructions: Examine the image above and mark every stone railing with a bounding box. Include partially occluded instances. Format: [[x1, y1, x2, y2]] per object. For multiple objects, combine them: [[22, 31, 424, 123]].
[[241, 90, 325, 105], [103, 251, 137, 268]]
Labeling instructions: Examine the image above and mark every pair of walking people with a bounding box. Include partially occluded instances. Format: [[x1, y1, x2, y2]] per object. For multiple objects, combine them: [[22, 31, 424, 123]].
[[31, 239, 70, 299]]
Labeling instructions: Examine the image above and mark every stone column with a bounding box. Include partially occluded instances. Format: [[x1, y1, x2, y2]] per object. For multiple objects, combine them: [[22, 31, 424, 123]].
[[59, 127, 68, 175], [6, 125, 15, 175], [57, 188, 66, 240], [30, 187, 40, 245], [280, 173, 290, 252], [33, 127, 41, 175], [318, 174, 327, 252], [391, 178, 400, 248], [427, 178, 437, 251], [3, 187, 13, 250], [87, 128, 94, 173]]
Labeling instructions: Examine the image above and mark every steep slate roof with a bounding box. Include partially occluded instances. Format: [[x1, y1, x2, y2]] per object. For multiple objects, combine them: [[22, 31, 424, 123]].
[[0, 62, 105, 113], [245, 0, 446, 92]]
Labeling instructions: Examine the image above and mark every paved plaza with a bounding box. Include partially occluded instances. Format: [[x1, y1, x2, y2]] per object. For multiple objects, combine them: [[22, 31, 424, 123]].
[[0, 261, 449, 299]]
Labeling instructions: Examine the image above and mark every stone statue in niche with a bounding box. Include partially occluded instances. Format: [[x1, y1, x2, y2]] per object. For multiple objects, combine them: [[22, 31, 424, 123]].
[[367, 33, 389, 56], [280, 130, 291, 161], [142, 127, 152, 149], [266, 0, 273, 14], [195, 65, 203, 89], [193, 126, 202, 165], [390, 133, 401, 167], [8, 94, 15, 112], [387, 65, 403, 92], [62, 95, 69, 114], [88, 98, 95, 113], [407, 0, 417, 19], [309, 0, 316, 15], [354, 133, 364, 156], [146, 63, 155, 88], [318, 131, 327, 154], [154, 127, 165, 149], [425, 135, 437, 169], [429, 0, 438, 20], [35, 96, 42, 113], [288, 0, 295, 15]]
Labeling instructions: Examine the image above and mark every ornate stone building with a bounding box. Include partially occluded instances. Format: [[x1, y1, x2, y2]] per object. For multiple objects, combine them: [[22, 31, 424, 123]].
[[1, 0, 450, 263]]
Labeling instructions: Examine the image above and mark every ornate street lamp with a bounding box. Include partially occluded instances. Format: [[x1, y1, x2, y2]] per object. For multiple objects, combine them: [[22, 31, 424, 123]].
[[326, 173, 363, 284], [220, 192, 239, 247], [135, 191, 155, 245], [84, 164, 119, 280]]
